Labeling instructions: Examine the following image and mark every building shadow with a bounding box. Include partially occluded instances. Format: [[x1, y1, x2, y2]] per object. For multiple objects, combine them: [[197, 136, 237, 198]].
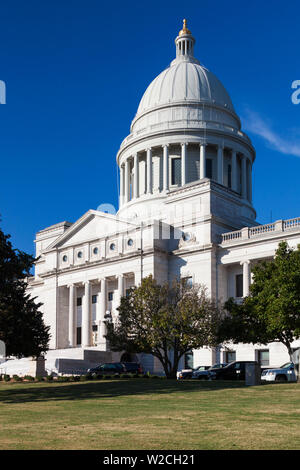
[[0, 379, 247, 405]]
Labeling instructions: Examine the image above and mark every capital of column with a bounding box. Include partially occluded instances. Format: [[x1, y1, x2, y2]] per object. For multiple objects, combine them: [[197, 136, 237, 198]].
[[240, 260, 250, 266]]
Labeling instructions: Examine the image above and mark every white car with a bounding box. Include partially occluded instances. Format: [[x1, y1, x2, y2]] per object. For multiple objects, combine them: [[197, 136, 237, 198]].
[[261, 362, 297, 382]]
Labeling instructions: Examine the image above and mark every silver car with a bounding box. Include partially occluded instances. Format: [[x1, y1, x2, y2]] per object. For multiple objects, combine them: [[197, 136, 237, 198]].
[[261, 362, 297, 382]]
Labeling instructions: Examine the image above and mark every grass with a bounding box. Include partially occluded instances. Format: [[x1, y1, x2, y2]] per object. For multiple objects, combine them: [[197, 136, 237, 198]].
[[0, 379, 299, 450]]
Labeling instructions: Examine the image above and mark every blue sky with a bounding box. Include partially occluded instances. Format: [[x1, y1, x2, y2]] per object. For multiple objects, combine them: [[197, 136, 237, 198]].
[[0, 0, 299, 254]]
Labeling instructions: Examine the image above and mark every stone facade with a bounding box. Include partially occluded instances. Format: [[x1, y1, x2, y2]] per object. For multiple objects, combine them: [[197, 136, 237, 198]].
[[27, 21, 300, 374]]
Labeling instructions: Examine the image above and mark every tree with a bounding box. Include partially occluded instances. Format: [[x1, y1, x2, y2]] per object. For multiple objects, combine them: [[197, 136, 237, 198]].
[[0, 225, 50, 358], [218, 241, 300, 360], [105, 275, 222, 378]]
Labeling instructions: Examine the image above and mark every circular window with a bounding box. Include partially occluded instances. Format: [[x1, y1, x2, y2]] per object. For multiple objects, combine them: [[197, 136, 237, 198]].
[[62, 255, 68, 262], [77, 251, 83, 259], [127, 239, 133, 247], [183, 233, 191, 242], [93, 247, 98, 255], [110, 243, 116, 251]]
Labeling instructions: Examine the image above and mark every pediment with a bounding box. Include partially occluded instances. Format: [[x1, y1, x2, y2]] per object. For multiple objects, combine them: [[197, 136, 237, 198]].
[[45, 210, 132, 251]]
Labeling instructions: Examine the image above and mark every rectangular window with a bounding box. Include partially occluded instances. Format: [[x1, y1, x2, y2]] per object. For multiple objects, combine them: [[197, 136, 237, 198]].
[[206, 159, 213, 179], [257, 349, 269, 366], [225, 351, 236, 363], [92, 325, 98, 332], [228, 164, 232, 188], [182, 276, 193, 287], [108, 292, 113, 301], [92, 295, 97, 304], [171, 158, 181, 185], [184, 352, 194, 369], [76, 297, 82, 307], [76, 327, 82, 345], [236, 274, 243, 298]]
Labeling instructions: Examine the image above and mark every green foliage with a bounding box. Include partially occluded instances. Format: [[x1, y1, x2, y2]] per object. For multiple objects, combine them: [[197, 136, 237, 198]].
[[219, 241, 300, 358], [24, 375, 35, 381], [4, 374, 10, 382], [12, 374, 23, 382], [106, 275, 222, 378], [0, 224, 50, 358], [56, 376, 71, 382]]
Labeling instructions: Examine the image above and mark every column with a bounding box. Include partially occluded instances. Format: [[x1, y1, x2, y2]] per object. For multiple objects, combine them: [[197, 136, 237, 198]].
[[82, 281, 91, 347], [119, 165, 124, 207], [181, 143, 187, 186], [68, 284, 76, 347], [147, 148, 152, 194], [117, 274, 124, 318], [248, 161, 252, 202], [98, 278, 107, 349], [241, 155, 247, 199], [125, 159, 130, 203], [231, 150, 237, 191], [163, 145, 169, 192], [241, 260, 251, 297], [199, 143, 206, 180], [217, 145, 224, 185], [133, 153, 139, 199]]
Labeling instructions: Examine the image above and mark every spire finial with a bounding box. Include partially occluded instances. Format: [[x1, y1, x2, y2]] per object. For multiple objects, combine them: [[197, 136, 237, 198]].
[[179, 18, 191, 36]]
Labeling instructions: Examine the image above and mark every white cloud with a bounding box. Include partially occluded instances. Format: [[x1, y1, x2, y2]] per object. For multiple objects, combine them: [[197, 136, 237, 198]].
[[243, 110, 300, 158]]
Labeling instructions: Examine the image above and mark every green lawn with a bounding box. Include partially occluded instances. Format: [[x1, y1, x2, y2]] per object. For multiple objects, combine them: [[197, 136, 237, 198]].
[[0, 379, 299, 450]]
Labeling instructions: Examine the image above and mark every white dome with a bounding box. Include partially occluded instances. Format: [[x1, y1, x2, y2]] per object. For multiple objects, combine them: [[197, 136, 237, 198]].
[[136, 61, 235, 117]]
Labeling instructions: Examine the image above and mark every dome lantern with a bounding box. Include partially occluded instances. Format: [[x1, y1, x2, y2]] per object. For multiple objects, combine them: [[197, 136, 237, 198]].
[[175, 19, 196, 63]]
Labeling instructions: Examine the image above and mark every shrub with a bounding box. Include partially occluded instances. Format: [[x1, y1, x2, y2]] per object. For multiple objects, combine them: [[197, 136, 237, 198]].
[[35, 376, 45, 382], [4, 374, 11, 382], [57, 376, 70, 382], [104, 375, 112, 379], [45, 375, 54, 382], [24, 375, 35, 381], [12, 375, 23, 382], [79, 374, 91, 382]]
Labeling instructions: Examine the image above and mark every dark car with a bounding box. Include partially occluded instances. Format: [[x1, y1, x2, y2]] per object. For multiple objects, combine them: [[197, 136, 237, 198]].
[[121, 362, 143, 374], [87, 362, 125, 375], [192, 363, 227, 379], [87, 361, 143, 376], [177, 365, 210, 380], [210, 361, 259, 381]]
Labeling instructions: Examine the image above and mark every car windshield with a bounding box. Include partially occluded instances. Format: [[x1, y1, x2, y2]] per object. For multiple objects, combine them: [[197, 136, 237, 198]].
[[209, 363, 225, 370], [280, 362, 293, 369]]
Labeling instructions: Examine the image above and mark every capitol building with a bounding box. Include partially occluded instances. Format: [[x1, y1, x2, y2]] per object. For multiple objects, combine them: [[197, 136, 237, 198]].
[[26, 20, 300, 374]]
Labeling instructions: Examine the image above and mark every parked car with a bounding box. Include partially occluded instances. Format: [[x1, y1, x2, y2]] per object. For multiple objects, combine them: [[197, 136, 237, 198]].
[[87, 362, 125, 375], [261, 362, 297, 383], [192, 363, 227, 380], [87, 361, 143, 376], [210, 361, 259, 381], [121, 362, 143, 374], [177, 365, 210, 380]]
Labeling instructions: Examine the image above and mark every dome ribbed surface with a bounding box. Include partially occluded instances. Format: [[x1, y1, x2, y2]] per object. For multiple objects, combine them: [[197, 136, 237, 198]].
[[136, 62, 234, 116]]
